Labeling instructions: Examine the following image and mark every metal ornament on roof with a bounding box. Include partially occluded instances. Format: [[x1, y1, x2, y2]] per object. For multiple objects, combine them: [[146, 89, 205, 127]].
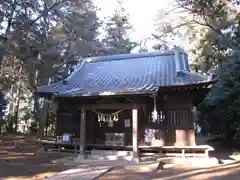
[[96, 110, 123, 127]]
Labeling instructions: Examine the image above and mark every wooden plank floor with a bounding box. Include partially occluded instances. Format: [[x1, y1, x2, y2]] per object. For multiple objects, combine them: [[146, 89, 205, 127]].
[[38, 140, 214, 156]]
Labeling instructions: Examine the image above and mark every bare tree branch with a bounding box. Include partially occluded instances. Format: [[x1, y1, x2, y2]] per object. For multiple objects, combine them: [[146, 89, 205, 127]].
[[5, 0, 17, 37], [29, 0, 68, 26], [192, 15, 240, 50], [175, 0, 198, 13], [174, 0, 240, 51]]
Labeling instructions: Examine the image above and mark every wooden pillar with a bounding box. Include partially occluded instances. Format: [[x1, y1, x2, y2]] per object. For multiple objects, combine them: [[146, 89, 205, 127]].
[[132, 106, 139, 163], [39, 99, 49, 140], [79, 105, 86, 159], [55, 101, 59, 136]]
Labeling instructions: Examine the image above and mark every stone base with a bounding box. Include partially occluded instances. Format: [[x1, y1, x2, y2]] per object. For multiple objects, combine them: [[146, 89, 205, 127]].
[[131, 157, 140, 163], [91, 150, 133, 156], [77, 153, 88, 160]]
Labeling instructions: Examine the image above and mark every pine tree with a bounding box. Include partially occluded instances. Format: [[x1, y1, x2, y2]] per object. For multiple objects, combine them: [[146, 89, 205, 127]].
[[199, 50, 240, 145], [152, 9, 185, 51]]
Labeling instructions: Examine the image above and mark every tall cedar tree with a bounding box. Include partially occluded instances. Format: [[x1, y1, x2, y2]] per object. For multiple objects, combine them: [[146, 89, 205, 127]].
[[177, 0, 240, 145], [102, 0, 138, 54], [0, 0, 102, 132]]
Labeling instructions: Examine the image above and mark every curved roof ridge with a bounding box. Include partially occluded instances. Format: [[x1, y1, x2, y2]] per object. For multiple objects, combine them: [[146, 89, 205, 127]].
[[65, 60, 86, 81], [178, 70, 212, 80], [86, 50, 178, 63]]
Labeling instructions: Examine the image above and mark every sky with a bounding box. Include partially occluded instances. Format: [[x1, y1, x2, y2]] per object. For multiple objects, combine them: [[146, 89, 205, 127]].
[[94, 0, 179, 50]]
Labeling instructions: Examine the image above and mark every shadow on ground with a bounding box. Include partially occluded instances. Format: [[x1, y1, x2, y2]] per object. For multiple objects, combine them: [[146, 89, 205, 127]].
[[148, 160, 240, 180], [0, 135, 77, 180], [98, 161, 240, 180]]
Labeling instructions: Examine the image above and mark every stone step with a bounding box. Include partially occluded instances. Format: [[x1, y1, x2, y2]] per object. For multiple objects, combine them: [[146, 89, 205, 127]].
[[90, 150, 133, 156], [158, 157, 219, 168], [45, 165, 112, 180], [89, 154, 133, 161]]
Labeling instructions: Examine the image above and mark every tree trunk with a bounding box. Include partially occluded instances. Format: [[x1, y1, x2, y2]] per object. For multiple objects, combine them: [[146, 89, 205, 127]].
[[225, 119, 236, 147], [13, 92, 20, 132], [7, 84, 14, 132], [13, 64, 22, 132], [33, 93, 40, 136]]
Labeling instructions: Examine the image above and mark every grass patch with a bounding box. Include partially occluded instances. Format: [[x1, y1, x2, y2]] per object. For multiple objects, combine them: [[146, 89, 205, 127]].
[[232, 151, 240, 156]]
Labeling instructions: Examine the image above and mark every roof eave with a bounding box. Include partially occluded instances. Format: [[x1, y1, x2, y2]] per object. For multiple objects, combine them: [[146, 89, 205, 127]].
[[160, 80, 215, 90], [57, 89, 158, 98]]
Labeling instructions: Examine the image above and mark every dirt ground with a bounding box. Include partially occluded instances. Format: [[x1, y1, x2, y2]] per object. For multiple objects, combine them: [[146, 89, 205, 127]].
[[99, 139, 240, 180], [151, 161, 240, 180], [1, 135, 240, 180], [0, 135, 77, 180], [98, 161, 240, 180]]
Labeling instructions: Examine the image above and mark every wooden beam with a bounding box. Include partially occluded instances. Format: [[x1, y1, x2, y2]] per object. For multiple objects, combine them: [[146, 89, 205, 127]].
[[39, 100, 49, 140], [83, 103, 145, 110]]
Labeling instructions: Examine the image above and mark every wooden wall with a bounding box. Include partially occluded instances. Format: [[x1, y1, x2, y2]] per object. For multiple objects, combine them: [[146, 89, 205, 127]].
[[163, 91, 194, 129], [162, 91, 195, 145], [56, 110, 80, 137], [55, 91, 197, 146]]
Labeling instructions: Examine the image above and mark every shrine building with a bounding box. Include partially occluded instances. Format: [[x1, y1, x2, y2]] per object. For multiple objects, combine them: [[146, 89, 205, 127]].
[[37, 47, 214, 160]]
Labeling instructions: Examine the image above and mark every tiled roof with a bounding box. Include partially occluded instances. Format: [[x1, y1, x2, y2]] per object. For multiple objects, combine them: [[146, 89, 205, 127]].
[[37, 47, 213, 97]]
